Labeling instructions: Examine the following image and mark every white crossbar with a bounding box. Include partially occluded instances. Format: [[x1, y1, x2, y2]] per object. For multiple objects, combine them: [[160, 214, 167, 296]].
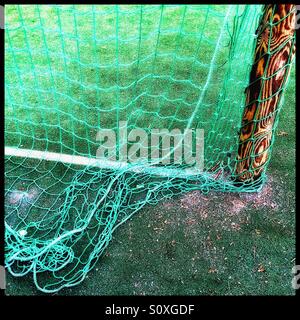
[[5, 146, 202, 178]]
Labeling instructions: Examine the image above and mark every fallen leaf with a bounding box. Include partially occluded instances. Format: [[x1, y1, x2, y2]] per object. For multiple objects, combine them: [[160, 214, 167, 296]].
[[208, 268, 218, 274], [277, 131, 288, 136], [186, 218, 197, 225], [231, 222, 241, 230], [258, 264, 265, 273]]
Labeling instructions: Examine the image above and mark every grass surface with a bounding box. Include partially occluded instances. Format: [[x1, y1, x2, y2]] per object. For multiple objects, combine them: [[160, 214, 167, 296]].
[[5, 4, 259, 161], [5, 4, 295, 295]]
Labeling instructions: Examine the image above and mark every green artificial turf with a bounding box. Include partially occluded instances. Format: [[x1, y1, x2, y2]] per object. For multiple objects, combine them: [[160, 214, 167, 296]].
[[5, 5, 295, 295]]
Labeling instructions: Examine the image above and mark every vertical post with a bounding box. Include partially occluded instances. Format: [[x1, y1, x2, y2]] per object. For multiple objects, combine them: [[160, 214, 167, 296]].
[[235, 4, 296, 185]]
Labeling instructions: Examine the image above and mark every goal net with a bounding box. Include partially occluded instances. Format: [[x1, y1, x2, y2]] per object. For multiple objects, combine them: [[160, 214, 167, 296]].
[[4, 5, 295, 292]]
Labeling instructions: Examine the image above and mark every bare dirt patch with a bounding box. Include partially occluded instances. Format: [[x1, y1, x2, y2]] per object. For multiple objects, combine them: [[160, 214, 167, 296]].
[[8, 188, 38, 206], [157, 175, 281, 234]]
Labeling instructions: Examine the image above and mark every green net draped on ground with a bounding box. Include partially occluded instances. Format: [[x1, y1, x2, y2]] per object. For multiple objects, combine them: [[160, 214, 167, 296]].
[[4, 5, 294, 293]]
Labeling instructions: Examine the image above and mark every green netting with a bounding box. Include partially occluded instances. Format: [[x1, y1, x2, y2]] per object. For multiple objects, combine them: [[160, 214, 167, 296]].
[[4, 5, 295, 293]]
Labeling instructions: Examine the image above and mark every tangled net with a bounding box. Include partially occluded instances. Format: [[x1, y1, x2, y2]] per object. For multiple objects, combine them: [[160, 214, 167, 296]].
[[6, 164, 239, 292]]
